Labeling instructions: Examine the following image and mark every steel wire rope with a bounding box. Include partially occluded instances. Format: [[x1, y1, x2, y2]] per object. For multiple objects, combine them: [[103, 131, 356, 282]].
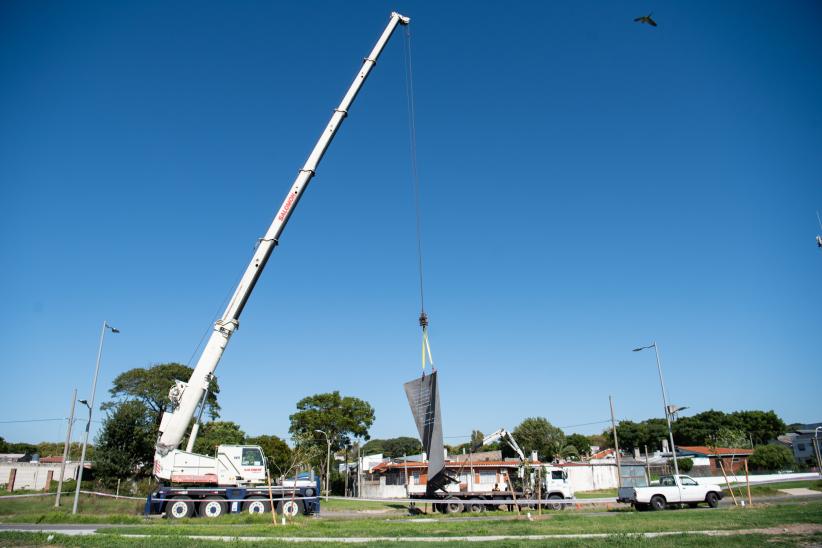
[[403, 24, 425, 316], [402, 22, 436, 374]]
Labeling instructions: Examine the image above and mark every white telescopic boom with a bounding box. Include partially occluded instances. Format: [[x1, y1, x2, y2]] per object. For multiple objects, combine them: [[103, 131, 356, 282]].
[[156, 12, 410, 455]]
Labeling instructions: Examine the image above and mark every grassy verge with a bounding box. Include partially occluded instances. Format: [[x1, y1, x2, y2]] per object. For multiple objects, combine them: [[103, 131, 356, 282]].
[[94, 500, 822, 538], [321, 498, 406, 512], [574, 489, 617, 499], [725, 479, 822, 497], [0, 494, 144, 524], [1, 531, 821, 547]]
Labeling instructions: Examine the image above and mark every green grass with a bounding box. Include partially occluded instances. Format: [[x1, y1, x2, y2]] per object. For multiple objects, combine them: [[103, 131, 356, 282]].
[[94, 500, 822, 538], [725, 479, 822, 497], [320, 498, 406, 512], [0, 493, 145, 524], [1, 531, 821, 547], [574, 488, 617, 499]]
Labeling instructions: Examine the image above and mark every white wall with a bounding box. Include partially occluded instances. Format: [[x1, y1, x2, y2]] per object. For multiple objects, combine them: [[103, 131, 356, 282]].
[[0, 463, 80, 491], [694, 472, 819, 486], [563, 465, 620, 492]]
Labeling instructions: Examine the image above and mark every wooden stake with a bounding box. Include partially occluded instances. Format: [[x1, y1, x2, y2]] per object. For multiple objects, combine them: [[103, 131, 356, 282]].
[[504, 471, 521, 516], [266, 470, 277, 525], [744, 460, 752, 507], [537, 466, 542, 516], [717, 459, 737, 506]]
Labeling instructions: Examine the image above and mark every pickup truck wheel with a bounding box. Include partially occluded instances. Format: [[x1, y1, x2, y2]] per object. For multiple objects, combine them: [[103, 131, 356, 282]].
[[199, 496, 227, 518], [706, 492, 719, 508], [167, 496, 194, 519], [244, 496, 271, 514], [649, 495, 666, 511], [547, 494, 564, 511]]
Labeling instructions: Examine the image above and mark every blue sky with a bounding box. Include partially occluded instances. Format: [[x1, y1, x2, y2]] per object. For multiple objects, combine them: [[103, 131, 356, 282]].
[[2, 1, 821, 449]]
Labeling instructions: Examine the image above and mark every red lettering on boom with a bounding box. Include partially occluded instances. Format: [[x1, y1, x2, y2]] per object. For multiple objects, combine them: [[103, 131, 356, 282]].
[[278, 192, 297, 221]]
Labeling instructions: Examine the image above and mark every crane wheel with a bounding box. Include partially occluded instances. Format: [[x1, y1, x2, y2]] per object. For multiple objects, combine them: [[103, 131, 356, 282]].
[[200, 496, 227, 518], [167, 496, 194, 519], [279, 499, 302, 517], [244, 496, 271, 514]]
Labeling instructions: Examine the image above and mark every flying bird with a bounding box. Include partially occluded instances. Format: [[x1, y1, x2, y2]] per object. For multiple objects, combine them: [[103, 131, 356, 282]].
[[634, 13, 658, 27]]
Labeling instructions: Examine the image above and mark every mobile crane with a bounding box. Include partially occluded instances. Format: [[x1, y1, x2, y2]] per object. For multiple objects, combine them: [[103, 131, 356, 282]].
[[145, 12, 411, 519]]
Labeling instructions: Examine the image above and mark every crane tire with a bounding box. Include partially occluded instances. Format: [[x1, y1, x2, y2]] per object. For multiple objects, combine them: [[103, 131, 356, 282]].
[[199, 496, 227, 518], [167, 496, 194, 519], [244, 496, 271, 514]]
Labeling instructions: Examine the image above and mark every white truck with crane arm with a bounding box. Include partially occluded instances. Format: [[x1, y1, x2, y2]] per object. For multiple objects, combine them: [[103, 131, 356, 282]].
[[146, 12, 410, 519], [482, 428, 574, 509]]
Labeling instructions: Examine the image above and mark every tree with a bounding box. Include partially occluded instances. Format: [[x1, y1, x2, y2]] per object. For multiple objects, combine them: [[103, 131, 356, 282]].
[[566, 434, 592, 457], [0, 437, 7, 453], [246, 435, 292, 478], [289, 392, 375, 452], [610, 419, 668, 451], [105, 363, 221, 426], [748, 444, 794, 471], [470, 430, 484, 451], [94, 400, 156, 485], [712, 427, 750, 449], [512, 417, 565, 461], [730, 410, 785, 445], [191, 421, 246, 455], [669, 457, 694, 472]]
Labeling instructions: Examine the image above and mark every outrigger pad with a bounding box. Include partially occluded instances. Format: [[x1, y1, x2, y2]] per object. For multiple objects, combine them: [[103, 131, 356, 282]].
[[404, 371, 453, 497]]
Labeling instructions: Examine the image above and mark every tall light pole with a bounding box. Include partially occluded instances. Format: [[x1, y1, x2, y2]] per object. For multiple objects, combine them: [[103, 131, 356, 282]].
[[73, 321, 119, 514], [55, 388, 77, 507], [814, 426, 822, 479], [315, 429, 331, 501], [633, 341, 679, 476]]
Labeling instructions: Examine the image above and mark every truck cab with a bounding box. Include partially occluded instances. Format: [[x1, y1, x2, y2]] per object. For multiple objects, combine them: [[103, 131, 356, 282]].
[[541, 466, 574, 510]]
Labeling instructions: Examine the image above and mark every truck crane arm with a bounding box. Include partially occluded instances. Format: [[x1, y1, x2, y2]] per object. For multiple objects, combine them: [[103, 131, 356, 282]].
[[155, 12, 410, 458], [483, 428, 527, 462]]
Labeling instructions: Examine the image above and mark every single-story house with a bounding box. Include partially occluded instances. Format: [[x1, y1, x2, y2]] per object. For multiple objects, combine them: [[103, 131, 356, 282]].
[[676, 446, 753, 474]]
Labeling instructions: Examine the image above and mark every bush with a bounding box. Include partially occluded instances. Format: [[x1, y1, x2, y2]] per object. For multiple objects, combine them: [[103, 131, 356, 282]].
[[668, 457, 693, 472], [748, 444, 794, 471]]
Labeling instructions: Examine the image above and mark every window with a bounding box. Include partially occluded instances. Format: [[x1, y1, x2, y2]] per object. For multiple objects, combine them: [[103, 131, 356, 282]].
[[798, 444, 806, 451], [680, 477, 698, 486], [660, 476, 675, 486], [241, 448, 263, 466], [478, 470, 496, 484], [551, 470, 565, 480]]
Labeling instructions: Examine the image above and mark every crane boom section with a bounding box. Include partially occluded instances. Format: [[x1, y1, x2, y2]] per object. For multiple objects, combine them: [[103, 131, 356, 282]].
[[155, 12, 410, 456]]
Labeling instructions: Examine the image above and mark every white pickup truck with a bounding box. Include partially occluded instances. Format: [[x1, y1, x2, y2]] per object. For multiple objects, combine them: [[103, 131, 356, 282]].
[[617, 474, 723, 511]]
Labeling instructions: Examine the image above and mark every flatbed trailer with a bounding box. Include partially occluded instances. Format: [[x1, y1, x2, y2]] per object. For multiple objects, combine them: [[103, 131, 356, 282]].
[[145, 480, 321, 519], [409, 491, 539, 514]]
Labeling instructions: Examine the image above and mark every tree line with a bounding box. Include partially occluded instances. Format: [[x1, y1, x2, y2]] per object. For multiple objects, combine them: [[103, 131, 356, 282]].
[[4, 362, 798, 490]]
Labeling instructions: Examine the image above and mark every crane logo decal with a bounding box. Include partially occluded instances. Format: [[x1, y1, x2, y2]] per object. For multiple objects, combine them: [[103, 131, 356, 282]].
[[278, 192, 297, 221]]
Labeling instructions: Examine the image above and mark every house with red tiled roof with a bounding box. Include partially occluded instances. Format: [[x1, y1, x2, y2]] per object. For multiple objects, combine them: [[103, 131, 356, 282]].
[[676, 446, 754, 474], [364, 458, 531, 499]]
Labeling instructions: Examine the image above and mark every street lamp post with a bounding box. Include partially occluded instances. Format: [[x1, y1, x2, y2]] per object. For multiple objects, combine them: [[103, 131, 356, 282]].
[[72, 321, 119, 515], [633, 341, 679, 476], [814, 426, 822, 479], [315, 429, 331, 501]]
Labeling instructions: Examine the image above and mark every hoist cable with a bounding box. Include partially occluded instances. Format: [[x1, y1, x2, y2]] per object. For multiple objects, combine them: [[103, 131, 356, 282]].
[[403, 24, 433, 371], [403, 24, 425, 317]]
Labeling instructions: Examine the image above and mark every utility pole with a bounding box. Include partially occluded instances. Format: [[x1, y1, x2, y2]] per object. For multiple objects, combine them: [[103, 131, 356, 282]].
[[55, 388, 77, 507], [609, 395, 622, 487], [73, 320, 118, 514]]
